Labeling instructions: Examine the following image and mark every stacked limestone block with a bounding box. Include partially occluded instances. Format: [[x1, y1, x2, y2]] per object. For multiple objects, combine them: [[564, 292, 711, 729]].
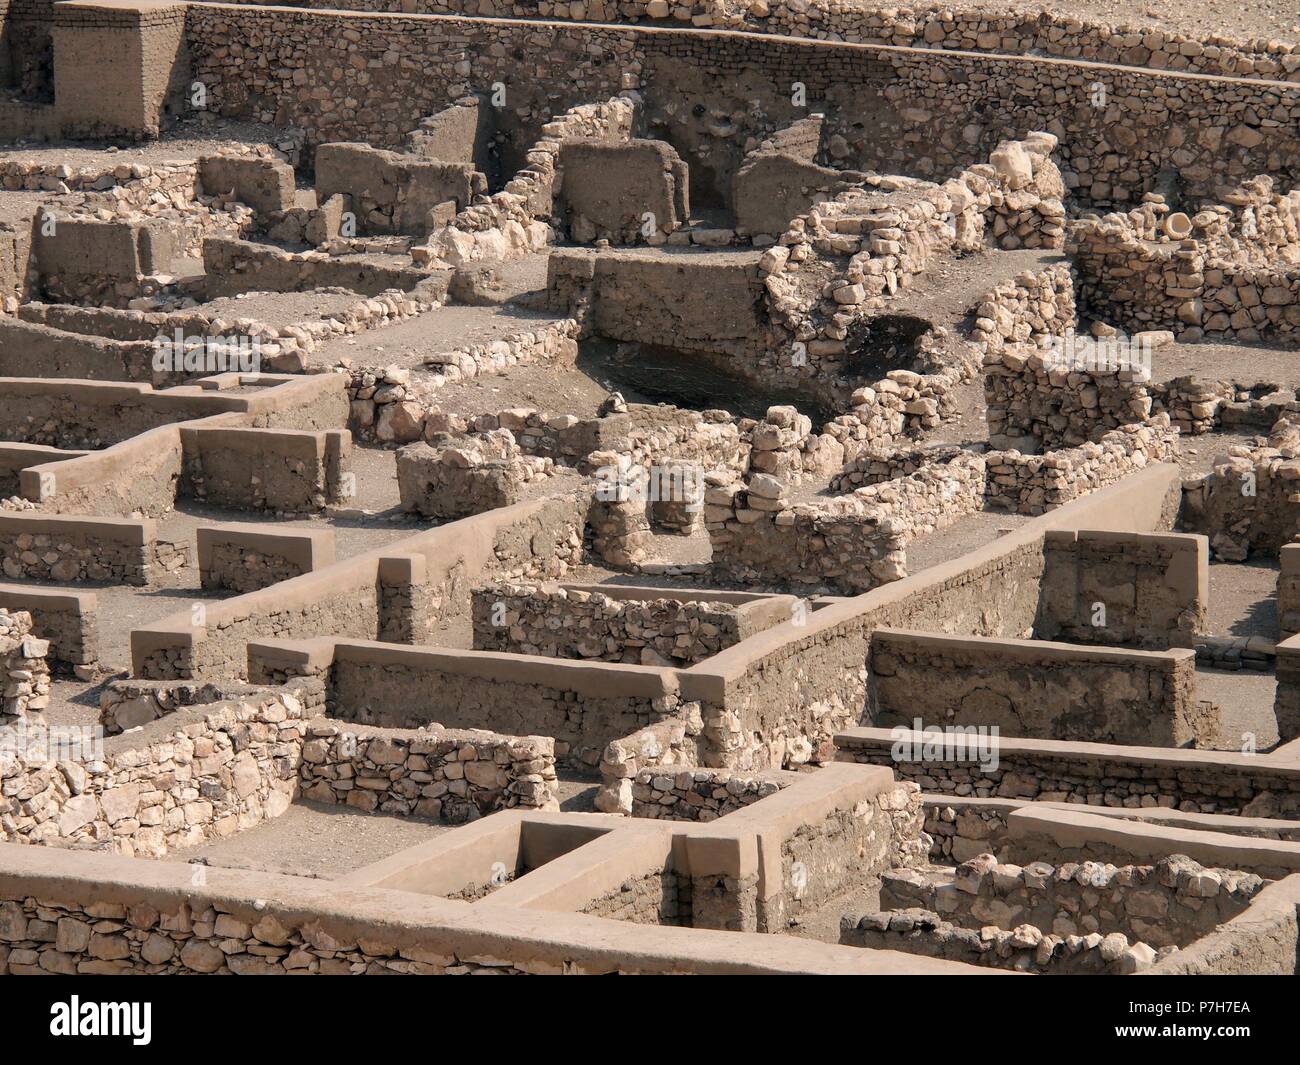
[[396, 429, 557, 519], [985, 417, 1178, 515], [1182, 417, 1300, 560], [1071, 178, 1300, 342], [595, 715, 699, 814], [0, 610, 50, 725], [348, 320, 580, 444], [845, 852, 1265, 972]]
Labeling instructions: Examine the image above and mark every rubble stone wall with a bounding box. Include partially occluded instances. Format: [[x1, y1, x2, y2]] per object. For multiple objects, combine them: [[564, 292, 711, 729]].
[[881, 852, 1263, 950], [984, 418, 1178, 515], [0, 609, 50, 724], [0, 586, 97, 670], [182, 7, 1300, 213], [297, 719, 558, 820], [0, 686, 325, 855], [470, 582, 759, 665], [707, 452, 987, 593]]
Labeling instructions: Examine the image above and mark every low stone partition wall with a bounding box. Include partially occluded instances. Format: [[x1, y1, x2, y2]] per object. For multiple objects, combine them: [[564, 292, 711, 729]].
[[0, 609, 51, 725], [984, 418, 1178, 515], [0, 585, 97, 672], [203, 236, 452, 299], [396, 432, 558, 519], [298, 719, 558, 821], [98, 677, 281, 735], [679, 462, 1184, 773], [181, 426, 352, 513], [631, 767, 796, 822], [707, 453, 987, 593], [351, 322, 582, 445], [17, 422, 186, 518], [0, 684, 324, 854], [0, 826, 981, 974], [198, 524, 336, 594], [677, 765, 927, 932], [0, 373, 349, 452], [255, 636, 693, 771], [510, 763, 928, 934], [837, 727, 1300, 816], [869, 628, 1206, 747], [1036, 529, 1208, 649], [984, 338, 1155, 452], [0, 512, 158, 586], [595, 716, 700, 815], [19, 288, 436, 376], [841, 906, 1156, 973], [471, 582, 797, 666], [880, 852, 1263, 951], [132, 492, 587, 680], [1182, 418, 1300, 562]]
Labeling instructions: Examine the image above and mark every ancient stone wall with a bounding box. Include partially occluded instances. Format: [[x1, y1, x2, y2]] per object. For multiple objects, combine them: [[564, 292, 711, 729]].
[[297, 719, 558, 821], [470, 582, 754, 665], [837, 729, 1300, 816], [1036, 529, 1207, 649], [0, 609, 50, 724], [198, 526, 335, 594], [984, 418, 1178, 515], [180, 426, 351, 514], [0, 685, 325, 854], [632, 766, 792, 820], [868, 629, 1207, 747], [707, 451, 987, 592], [881, 852, 1263, 950], [1181, 417, 1300, 560], [396, 431, 558, 519], [182, 9, 1300, 212], [0, 586, 96, 671], [0, 513, 157, 586]]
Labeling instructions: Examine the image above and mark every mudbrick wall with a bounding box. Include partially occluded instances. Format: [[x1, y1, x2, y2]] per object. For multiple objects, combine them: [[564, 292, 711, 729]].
[[1035, 529, 1207, 649], [868, 629, 1207, 747], [181, 8, 1300, 213], [836, 730, 1300, 817]]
